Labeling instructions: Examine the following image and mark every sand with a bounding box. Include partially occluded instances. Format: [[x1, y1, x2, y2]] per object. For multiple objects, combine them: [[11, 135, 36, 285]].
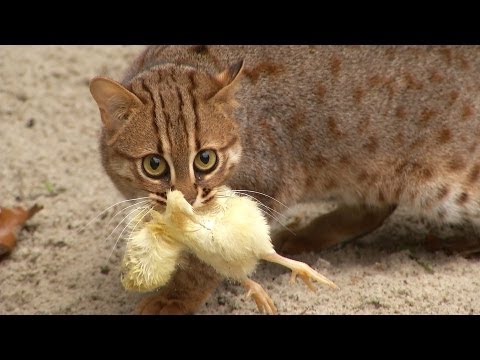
[[0, 45, 479, 315]]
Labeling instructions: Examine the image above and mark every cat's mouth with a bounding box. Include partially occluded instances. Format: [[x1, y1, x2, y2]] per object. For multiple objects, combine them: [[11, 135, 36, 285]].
[[148, 189, 218, 210], [149, 192, 167, 208]]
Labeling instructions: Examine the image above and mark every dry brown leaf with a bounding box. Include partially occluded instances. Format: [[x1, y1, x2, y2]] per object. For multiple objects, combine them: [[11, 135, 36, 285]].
[[0, 204, 43, 256]]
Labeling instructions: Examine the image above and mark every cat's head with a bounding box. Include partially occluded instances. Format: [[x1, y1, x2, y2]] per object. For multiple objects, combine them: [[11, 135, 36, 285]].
[[90, 61, 243, 208]]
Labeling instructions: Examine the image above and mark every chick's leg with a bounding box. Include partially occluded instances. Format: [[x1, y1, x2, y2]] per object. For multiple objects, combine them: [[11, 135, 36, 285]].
[[243, 278, 277, 315], [136, 253, 221, 315], [262, 252, 338, 291]]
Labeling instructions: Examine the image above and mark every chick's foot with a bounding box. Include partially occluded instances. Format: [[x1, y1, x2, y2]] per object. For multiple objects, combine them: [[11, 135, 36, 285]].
[[243, 278, 278, 315], [262, 252, 338, 291]]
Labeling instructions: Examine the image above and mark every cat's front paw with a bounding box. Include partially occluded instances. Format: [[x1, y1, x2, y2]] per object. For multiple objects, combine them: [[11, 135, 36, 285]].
[[136, 295, 192, 315]]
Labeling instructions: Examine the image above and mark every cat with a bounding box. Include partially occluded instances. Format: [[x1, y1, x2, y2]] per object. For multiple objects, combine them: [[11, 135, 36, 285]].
[[90, 45, 480, 314]]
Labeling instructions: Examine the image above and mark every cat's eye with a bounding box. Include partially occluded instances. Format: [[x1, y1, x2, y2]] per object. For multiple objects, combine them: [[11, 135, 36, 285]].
[[142, 154, 168, 178], [194, 150, 217, 172]]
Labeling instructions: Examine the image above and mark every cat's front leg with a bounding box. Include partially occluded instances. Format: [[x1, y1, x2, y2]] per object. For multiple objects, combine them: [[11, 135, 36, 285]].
[[136, 252, 220, 315], [275, 204, 396, 254]]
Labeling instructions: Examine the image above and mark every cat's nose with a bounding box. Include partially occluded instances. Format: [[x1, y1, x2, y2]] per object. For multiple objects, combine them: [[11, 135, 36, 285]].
[[173, 184, 197, 205], [182, 194, 196, 205]]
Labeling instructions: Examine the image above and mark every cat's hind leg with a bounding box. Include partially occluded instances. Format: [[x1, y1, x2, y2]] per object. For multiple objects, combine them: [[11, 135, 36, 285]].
[[136, 253, 220, 315], [275, 204, 396, 255]]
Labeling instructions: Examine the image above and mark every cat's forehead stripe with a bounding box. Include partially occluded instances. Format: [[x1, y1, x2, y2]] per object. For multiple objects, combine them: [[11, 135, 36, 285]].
[[176, 84, 197, 185], [120, 62, 242, 195], [151, 72, 171, 153], [157, 91, 173, 153], [187, 71, 201, 151], [139, 73, 172, 154], [176, 86, 189, 144], [138, 79, 163, 155]]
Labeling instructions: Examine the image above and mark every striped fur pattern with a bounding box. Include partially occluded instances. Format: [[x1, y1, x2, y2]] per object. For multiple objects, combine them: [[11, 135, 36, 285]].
[[92, 48, 243, 208]]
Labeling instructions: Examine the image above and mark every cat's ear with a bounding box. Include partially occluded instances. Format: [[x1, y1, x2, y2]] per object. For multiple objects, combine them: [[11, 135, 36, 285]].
[[210, 60, 244, 101], [89, 76, 143, 130]]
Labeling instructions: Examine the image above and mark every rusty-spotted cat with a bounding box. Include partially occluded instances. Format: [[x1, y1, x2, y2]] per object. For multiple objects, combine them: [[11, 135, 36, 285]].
[[90, 45, 480, 314]]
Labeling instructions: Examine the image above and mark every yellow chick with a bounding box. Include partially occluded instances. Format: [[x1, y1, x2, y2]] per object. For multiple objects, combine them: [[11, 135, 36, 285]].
[[121, 186, 337, 314], [121, 217, 183, 292]]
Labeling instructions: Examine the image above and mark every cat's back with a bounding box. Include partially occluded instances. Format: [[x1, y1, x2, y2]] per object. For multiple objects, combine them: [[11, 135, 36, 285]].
[[125, 45, 480, 97], [123, 45, 480, 177], [123, 45, 480, 164], [118, 45, 480, 222], [125, 45, 480, 131]]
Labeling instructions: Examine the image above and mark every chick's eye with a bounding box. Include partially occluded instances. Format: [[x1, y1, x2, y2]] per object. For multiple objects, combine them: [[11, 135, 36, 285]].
[[194, 150, 217, 172], [142, 154, 167, 178]]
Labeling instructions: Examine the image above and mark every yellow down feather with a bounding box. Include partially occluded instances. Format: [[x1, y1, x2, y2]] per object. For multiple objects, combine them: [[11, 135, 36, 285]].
[[121, 186, 274, 291]]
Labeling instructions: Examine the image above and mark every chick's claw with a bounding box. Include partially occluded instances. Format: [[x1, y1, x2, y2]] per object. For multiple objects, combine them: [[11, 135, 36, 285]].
[[263, 252, 339, 290], [291, 263, 338, 291], [243, 278, 278, 315], [290, 271, 316, 292]]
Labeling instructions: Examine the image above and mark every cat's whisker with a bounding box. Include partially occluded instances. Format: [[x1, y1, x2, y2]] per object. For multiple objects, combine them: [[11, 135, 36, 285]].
[[257, 203, 290, 224], [219, 191, 289, 221], [182, 228, 204, 233], [215, 193, 295, 235], [103, 205, 149, 244], [108, 205, 153, 262], [228, 192, 289, 221], [128, 205, 155, 238], [257, 206, 296, 236], [104, 200, 151, 229], [232, 189, 289, 209], [77, 197, 150, 234]]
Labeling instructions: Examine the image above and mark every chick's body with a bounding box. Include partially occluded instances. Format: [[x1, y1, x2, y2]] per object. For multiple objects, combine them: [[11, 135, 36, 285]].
[[122, 187, 274, 290], [166, 187, 274, 281], [121, 213, 183, 292], [122, 187, 337, 313]]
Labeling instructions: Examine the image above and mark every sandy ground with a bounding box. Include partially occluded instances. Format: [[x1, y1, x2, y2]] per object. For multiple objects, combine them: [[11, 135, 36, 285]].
[[1, 45, 479, 315]]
